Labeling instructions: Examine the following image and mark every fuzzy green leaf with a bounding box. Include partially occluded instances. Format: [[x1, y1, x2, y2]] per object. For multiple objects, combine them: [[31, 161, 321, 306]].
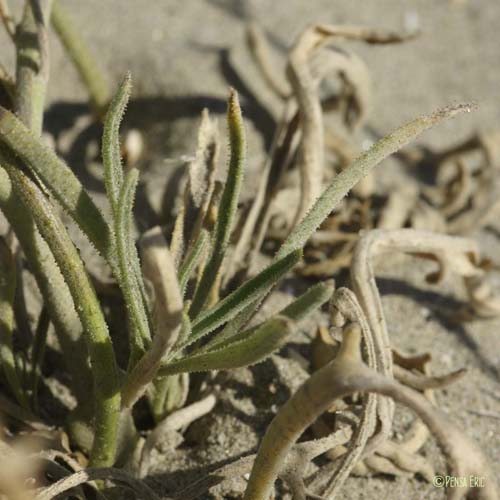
[[0, 107, 115, 267], [189, 88, 246, 317], [178, 229, 209, 296], [0, 158, 92, 409], [121, 226, 183, 408], [177, 302, 193, 345], [103, 73, 131, 214], [116, 168, 152, 353], [279, 279, 335, 321], [160, 316, 294, 375], [205, 279, 335, 352], [276, 104, 474, 260], [3, 155, 120, 467], [174, 249, 302, 354], [219, 106, 472, 364]]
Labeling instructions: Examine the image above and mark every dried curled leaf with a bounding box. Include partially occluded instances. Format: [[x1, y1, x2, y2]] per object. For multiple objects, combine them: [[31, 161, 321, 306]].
[[286, 23, 416, 223], [244, 325, 498, 500], [188, 109, 220, 209]]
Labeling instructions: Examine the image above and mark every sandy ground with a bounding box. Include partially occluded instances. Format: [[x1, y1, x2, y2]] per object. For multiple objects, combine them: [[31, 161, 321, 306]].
[[1, 1, 500, 499]]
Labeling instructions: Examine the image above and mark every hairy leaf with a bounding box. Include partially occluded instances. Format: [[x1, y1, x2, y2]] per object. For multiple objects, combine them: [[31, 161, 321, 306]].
[[189, 88, 246, 317], [175, 249, 301, 354], [276, 104, 474, 260], [116, 168, 152, 353], [160, 316, 294, 375], [178, 228, 209, 296], [103, 73, 131, 214], [205, 279, 335, 352], [122, 226, 183, 408], [2, 154, 120, 467], [0, 106, 115, 266]]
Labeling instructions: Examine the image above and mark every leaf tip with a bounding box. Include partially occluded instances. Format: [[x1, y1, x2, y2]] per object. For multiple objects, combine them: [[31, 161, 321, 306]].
[[433, 102, 477, 122], [227, 87, 244, 130], [122, 71, 133, 91]]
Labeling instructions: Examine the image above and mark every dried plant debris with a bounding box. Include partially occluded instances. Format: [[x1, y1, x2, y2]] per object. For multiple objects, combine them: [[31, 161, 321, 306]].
[[244, 324, 497, 500], [305, 228, 492, 495], [173, 229, 497, 499], [231, 23, 420, 277], [237, 22, 500, 286]]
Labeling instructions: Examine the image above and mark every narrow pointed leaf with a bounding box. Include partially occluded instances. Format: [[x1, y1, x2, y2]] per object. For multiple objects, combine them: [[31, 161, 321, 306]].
[[160, 316, 294, 376], [175, 249, 301, 354], [279, 279, 335, 320], [189, 89, 246, 317], [122, 227, 183, 408], [0, 106, 115, 266], [103, 73, 131, 214], [276, 104, 474, 260], [3, 156, 120, 467], [205, 279, 335, 352], [178, 229, 209, 296], [116, 168, 152, 352], [208, 106, 473, 368]]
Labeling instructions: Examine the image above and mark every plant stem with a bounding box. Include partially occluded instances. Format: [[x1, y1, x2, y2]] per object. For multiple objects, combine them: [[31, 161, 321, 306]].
[[0, 0, 92, 408], [1, 152, 121, 467], [15, 0, 53, 136]]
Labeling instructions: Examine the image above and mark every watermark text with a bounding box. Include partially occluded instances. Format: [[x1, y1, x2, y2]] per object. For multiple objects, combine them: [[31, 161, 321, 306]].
[[432, 475, 485, 488]]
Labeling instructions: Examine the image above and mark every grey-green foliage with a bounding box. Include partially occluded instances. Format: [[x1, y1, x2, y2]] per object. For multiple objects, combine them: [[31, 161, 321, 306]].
[[101, 76, 152, 359], [97, 79, 309, 384], [180, 249, 303, 352], [4, 0, 464, 476], [0, 149, 120, 468], [189, 89, 246, 318], [160, 316, 294, 376], [276, 104, 474, 261], [0, 7, 470, 470], [203, 279, 335, 353], [178, 228, 209, 296], [0, 107, 116, 267]]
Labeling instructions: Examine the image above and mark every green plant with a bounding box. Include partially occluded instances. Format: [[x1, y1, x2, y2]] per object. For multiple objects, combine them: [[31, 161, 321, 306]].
[[0, 2, 485, 499], [0, 0, 335, 469]]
